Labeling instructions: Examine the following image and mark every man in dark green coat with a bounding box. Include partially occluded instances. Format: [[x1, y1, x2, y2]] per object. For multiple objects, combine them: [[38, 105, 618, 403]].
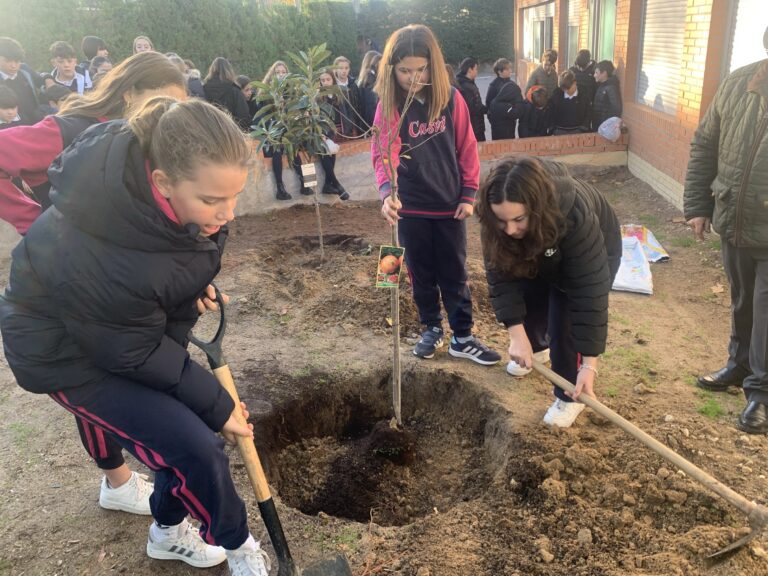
[[684, 28, 768, 435]]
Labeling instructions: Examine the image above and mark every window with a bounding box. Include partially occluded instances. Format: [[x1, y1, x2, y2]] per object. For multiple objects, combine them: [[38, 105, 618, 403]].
[[523, 2, 555, 61], [566, 0, 580, 68], [588, 0, 616, 62], [636, 0, 687, 115], [728, 0, 768, 72]]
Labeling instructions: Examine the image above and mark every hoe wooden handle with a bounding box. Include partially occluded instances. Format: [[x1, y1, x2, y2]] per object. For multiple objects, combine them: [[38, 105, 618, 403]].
[[533, 361, 768, 530]]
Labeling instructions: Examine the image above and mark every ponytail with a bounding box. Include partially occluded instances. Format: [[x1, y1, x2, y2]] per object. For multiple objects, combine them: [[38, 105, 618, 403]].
[[128, 97, 252, 182]]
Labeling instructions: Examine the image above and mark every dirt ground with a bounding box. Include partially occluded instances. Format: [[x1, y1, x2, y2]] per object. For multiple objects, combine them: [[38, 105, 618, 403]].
[[0, 166, 767, 576]]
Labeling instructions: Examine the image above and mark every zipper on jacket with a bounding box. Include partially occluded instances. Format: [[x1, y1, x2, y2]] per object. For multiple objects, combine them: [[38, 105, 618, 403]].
[[735, 111, 768, 245]]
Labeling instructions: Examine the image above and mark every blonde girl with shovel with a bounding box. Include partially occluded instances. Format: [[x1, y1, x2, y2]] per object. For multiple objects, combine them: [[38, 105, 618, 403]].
[[0, 98, 270, 575]]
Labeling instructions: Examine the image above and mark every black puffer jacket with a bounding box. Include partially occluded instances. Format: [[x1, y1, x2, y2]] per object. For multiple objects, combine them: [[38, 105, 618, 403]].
[[203, 77, 251, 131], [0, 121, 234, 432], [489, 81, 523, 140], [570, 62, 597, 106], [486, 76, 511, 108], [485, 161, 622, 356], [592, 75, 622, 131], [456, 73, 487, 141]]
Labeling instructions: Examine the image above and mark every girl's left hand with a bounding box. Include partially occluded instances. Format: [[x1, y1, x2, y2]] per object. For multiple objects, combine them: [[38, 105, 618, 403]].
[[196, 284, 230, 314], [567, 367, 596, 402], [454, 203, 474, 220]]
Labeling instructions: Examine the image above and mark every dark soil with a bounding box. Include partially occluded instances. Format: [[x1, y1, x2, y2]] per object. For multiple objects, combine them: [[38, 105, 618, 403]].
[[1, 167, 767, 576]]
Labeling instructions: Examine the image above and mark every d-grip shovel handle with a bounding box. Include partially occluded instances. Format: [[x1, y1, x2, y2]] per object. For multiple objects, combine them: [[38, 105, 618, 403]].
[[532, 361, 768, 534], [188, 286, 300, 576]]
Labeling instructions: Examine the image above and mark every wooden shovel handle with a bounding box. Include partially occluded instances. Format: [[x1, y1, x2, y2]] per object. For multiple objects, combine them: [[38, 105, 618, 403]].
[[213, 364, 272, 503], [533, 361, 768, 529]]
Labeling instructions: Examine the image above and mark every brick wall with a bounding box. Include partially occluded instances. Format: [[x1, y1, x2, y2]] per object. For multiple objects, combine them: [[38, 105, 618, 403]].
[[477, 132, 628, 160]]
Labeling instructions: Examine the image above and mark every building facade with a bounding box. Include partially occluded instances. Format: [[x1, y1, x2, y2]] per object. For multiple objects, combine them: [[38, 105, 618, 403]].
[[515, 0, 767, 207]]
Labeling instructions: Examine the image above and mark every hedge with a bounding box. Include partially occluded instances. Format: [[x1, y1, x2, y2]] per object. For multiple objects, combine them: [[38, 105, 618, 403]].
[[0, 0, 513, 79]]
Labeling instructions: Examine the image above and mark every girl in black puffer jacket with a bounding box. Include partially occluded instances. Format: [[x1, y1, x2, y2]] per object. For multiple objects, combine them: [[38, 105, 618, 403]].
[[203, 57, 251, 131], [488, 80, 523, 140], [477, 157, 621, 429], [0, 98, 270, 575]]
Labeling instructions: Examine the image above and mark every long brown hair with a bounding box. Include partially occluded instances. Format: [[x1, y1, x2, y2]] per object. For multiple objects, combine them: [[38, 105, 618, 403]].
[[476, 157, 566, 278], [128, 97, 251, 183], [374, 24, 451, 123], [357, 50, 381, 89], [58, 52, 185, 120], [205, 57, 236, 84]]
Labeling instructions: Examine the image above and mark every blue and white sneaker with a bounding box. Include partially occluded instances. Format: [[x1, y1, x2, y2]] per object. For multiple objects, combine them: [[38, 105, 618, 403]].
[[413, 326, 444, 359], [146, 519, 226, 568], [449, 335, 501, 366]]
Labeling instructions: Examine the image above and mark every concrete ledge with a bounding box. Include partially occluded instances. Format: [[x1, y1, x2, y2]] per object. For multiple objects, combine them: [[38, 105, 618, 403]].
[[628, 151, 684, 210]]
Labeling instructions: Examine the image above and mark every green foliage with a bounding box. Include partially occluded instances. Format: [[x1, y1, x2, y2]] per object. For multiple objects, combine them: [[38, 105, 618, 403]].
[[250, 44, 338, 160], [356, 0, 515, 65], [0, 0, 359, 79], [1, 0, 513, 78]]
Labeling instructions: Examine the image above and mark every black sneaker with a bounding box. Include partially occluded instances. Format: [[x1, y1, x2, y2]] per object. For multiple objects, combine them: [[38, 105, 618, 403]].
[[334, 182, 350, 201], [413, 326, 444, 359], [449, 336, 501, 366], [322, 182, 338, 195], [300, 186, 314, 196], [276, 186, 292, 201]]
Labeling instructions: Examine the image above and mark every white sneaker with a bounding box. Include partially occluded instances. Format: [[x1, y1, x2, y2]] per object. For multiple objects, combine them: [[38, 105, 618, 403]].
[[146, 519, 227, 568], [226, 535, 271, 576], [543, 399, 585, 428], [506, 349, 551, 377], [99, 471, 153, 515]]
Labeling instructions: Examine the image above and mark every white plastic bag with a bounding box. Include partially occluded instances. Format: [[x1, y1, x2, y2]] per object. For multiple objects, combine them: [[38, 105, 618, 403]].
[[324, 137, 340, 155], [598, 116, 622, 142], [612, 236, 653, 295]]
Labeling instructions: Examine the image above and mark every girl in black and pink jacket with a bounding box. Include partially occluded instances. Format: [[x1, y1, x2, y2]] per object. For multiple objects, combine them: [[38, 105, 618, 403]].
[[372, 24, 500, 366], [0, 52, 187, 513]]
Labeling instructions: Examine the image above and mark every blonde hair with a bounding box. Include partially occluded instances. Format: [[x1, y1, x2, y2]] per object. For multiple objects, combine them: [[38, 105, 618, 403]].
[[132, 35, 154, 54], [357, 50, 382, 89], [128, 97, 251, 183], [374, 24, 450, 123], [262, 60, 289, 84], [58, 52, 185, 120]]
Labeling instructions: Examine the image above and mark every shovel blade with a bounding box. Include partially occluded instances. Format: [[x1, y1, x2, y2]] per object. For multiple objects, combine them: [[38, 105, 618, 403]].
[[706, 529, 760, 559], [301, 554, 353, 576]]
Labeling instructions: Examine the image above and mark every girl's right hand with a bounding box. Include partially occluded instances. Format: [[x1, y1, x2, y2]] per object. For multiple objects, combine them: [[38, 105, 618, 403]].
[[221, 402, 254, 445], [507, 325, 533, 369], [381, 195, 402, 226]]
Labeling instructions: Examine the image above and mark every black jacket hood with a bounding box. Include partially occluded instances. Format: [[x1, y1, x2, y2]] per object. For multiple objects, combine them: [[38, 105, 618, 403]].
[[48, 120, 222, 253]]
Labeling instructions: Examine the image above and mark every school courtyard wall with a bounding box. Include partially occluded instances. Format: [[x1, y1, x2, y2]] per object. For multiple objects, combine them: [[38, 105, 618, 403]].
[[514, 0, 727, 210]]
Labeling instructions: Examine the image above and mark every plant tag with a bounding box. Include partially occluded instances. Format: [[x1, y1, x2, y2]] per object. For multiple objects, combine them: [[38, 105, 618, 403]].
[[375, 245, 405, 288], [300, 163, 317, 188]]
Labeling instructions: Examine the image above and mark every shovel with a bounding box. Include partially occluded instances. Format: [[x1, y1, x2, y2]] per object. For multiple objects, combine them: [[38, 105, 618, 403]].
[[189, 287, 353, 576], [533, 361, 768, 557]]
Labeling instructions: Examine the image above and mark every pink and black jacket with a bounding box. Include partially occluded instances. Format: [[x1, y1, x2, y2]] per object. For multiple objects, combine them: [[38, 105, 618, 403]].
[[372, 88, 480, 218]]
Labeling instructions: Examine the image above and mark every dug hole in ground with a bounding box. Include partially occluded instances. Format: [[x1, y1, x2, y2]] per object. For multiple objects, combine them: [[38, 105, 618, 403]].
[[0, 166, 766, 576]]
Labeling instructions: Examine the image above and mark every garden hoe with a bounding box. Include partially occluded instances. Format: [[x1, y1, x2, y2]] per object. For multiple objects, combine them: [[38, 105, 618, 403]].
[[533, 361, 768, 558], [190, 288, 353, 576]]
